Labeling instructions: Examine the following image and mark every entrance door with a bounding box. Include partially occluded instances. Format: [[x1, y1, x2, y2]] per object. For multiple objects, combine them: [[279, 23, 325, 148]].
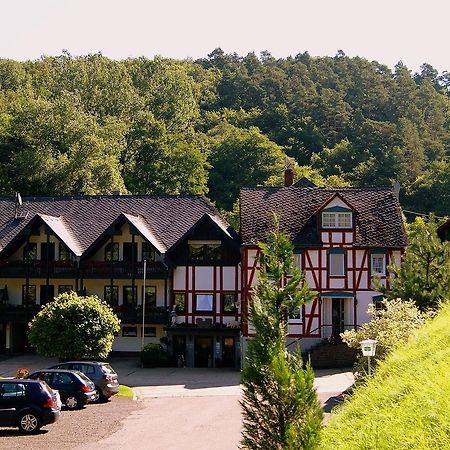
[[222, 337, 236, 368], [173, 336, 186, 366], [332, 298, 345, 339], [194, 336, 213, 368]]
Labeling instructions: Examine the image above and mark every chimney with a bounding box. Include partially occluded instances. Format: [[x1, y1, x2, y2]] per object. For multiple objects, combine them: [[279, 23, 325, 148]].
[[392, 181, 401, 200]]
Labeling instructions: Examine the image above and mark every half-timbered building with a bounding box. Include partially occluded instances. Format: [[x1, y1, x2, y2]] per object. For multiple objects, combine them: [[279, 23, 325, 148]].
[[0, 195, 241, 367], [240, 176, 407, 350]]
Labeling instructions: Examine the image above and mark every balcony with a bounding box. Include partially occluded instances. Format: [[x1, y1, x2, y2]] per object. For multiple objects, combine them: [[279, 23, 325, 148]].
[[112, 305, 170, 325], [0, 303, 41, 322], [80, 261, 168, 279], [0, 260, 78, 279]]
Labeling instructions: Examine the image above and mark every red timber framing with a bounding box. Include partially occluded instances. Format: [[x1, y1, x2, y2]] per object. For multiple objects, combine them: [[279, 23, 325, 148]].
[[243, 241, 404, 339], [175, 264, 241, 325]]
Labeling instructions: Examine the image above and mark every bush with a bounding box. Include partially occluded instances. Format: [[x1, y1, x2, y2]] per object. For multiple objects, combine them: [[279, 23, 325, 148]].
[[28, 292, 120, 360], [341, 299, 426, 378], [321, 302, 450, 449], [141, 343, 168, 368]]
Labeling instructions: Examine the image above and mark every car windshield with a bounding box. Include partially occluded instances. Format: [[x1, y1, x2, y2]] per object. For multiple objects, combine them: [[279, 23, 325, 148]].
[[101, 364, 116, 375]]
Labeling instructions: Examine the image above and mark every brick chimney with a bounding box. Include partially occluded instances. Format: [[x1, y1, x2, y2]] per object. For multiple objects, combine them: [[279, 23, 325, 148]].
[[284, 167, 294, 187]]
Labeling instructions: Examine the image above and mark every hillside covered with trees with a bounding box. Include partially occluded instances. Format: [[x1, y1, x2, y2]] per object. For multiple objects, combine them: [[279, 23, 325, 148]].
[[0, 49, 449, 216]]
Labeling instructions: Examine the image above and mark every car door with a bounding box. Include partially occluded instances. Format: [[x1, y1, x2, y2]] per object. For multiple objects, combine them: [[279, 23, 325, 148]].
[[0, 382, 26, 426]]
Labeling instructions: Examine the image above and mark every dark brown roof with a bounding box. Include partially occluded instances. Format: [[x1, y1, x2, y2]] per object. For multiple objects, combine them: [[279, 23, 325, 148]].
[[437, 218, 450, 241], [0, 195, 235, 255], [240, 187, 407, 248]]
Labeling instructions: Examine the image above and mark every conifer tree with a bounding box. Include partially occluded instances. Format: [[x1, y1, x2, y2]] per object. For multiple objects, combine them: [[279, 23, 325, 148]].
[[241, 219, 323, 450], [383, 215, 450, 311]]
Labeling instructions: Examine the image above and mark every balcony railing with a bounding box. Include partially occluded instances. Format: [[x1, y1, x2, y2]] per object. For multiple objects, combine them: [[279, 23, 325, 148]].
[[80, 261, 168, 279], [0, 260, 78, 279], [112, 305, 170, 325], [0, 303, 41, 322]]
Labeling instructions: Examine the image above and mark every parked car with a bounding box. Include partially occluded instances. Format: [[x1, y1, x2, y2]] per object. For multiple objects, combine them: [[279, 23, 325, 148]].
[[48, 361, 119, 402], [0, 379, 60, 433], [28, 369, 96, 410]]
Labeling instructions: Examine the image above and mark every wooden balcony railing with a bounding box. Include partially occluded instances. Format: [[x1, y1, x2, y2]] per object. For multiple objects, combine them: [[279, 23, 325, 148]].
[[0, 260, 78, 279], [80, 260, 168, 279]]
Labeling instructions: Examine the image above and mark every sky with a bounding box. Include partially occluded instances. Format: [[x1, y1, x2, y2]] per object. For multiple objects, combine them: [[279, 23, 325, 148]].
[[1, 0, 449, 73]]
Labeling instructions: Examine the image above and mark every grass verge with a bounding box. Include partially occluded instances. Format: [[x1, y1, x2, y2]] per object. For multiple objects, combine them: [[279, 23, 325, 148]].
[[320, 302, 450, 449]]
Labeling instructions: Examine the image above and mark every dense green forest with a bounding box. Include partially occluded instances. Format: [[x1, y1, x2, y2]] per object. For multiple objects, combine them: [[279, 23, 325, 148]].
[[0, 49, 448, 217]]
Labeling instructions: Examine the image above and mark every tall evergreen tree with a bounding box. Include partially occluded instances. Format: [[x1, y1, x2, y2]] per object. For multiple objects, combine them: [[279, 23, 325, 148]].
[[383, 216, 450, 310], [241, 219, 323, 450]]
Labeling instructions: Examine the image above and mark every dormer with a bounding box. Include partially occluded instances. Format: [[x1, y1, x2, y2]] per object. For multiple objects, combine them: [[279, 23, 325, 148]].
[[319, 194, 355, 230], [317, 194, 356, 246]]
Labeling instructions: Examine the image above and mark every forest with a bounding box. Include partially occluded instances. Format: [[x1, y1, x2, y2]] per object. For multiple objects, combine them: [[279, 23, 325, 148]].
[[0, 49, 448, 219]]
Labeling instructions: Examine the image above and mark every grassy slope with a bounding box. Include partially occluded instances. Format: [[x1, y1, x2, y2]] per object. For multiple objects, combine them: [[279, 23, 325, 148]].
[[320, 303, 450, 450]]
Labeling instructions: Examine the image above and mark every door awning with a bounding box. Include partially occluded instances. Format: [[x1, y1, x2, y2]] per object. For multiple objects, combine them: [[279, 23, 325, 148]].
[[320, 292, 354, 298]]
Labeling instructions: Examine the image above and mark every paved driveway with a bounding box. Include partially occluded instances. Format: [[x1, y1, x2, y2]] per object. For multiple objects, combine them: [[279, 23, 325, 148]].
[[0, 356, 354, 450]]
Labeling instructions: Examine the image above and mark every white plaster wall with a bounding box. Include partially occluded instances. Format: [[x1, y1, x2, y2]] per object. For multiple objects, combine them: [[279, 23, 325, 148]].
[[325, 197, 349, 209], [345, 232, 353, 243], [329, 279, 345, 289], [321, 232, 329, 243], [194, 267, 213, 290], [332, 233, 343, 243], [222, 267, 237, 290], [173, 267, 185, 291]]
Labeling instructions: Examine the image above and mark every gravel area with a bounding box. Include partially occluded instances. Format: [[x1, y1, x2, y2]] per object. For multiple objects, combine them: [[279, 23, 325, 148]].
[[0, 396, 142, 449]]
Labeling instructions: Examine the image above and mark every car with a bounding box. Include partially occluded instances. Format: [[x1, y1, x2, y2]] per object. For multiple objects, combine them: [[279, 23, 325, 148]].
[[28, 369, 96, 410], [48, 361, 119, 403], [0, 379, 60, 433]]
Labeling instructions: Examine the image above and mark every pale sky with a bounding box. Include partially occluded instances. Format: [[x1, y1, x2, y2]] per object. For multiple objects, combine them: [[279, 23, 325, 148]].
[[1, 0, 449, 73]]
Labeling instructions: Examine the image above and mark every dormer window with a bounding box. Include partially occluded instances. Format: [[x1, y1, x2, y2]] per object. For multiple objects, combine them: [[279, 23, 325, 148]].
[[321, 207, 353, 229], [188, 240, 221, 262]]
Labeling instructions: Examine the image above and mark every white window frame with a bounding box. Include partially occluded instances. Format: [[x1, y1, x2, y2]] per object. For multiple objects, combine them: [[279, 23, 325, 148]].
[[371, 253, 386, 276], [322, 212, 352, 229], [288, 306, 303, 324]]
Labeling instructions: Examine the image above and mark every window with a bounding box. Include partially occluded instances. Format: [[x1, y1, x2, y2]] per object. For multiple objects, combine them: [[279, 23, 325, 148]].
[[22, 285, 36, 305], [293, 252, 302, 271], [58, 285, 73, 295], [371, 253, 386, 276], [174, 293, 186, 313], [329, 252, 345, 276], [104, 286, 119, 306], [53, 373, 74, 385], [142, 286, 156, 307], [142, 242, 156, 262], [0, 383, 26, 398], [122, 326, 137, 337], [123, 286, 137, 306], [40, 285, 55, 305], [105, 242, 119, 262], [142, 326, 156, 337], [289, 306, 303, 323], [322, 212, 352, 229], [188, 240, 221, 262], [222, 293, 237, 313], [123, 242, 137, 262], [59, 243, 74, 261], [40, 242, 55, 261], [195, 294, 213, 312], [23, 243, 37, 261]]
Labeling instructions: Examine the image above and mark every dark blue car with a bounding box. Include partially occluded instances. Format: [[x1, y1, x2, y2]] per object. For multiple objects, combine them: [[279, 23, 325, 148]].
[[0, 379, 60, 433]]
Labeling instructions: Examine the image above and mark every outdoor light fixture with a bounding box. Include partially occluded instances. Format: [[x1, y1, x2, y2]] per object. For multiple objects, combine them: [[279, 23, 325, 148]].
[[360, 339, 377, 375]]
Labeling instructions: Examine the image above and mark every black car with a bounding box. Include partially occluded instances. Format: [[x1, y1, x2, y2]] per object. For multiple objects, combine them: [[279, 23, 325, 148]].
[[0, 379, 60, 433], [49, 361, 119, 402], [28, 369, 96, 410]]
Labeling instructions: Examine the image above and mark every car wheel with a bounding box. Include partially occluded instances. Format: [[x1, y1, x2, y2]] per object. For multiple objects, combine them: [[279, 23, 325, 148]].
[[92, 387, 101, 403], [18, 411, 41, 433], [65, 395, 80, 410]]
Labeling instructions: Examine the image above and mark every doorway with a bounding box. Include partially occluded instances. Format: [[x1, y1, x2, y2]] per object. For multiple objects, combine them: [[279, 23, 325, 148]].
[[331, 298, 345, 339], [194, 336, 213, 368], [222, 337, 236, 368], [173, 335, 186, 366]]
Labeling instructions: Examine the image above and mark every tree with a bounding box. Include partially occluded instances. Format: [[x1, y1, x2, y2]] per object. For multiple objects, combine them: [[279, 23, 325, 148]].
[[341, 299, 426, 378], [28, 292, 120, 360], [241, 219, 323, 450], [208, 123, 285, 209], [383, 216, 450, 310]]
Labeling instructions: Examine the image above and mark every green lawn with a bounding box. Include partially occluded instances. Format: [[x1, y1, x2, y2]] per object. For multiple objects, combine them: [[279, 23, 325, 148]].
[[117, 384, 134, 398], [320, 302, 450, 450]]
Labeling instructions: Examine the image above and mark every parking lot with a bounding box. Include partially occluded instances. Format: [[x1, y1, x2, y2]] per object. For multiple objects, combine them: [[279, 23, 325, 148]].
[[0, 355, 354, 449]]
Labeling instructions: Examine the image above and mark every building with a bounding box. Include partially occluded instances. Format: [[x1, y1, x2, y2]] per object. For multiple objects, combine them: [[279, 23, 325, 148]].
[[239, 174, 407, 350], [0, 195, 241, 368], [437, 218, 450, 243]]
